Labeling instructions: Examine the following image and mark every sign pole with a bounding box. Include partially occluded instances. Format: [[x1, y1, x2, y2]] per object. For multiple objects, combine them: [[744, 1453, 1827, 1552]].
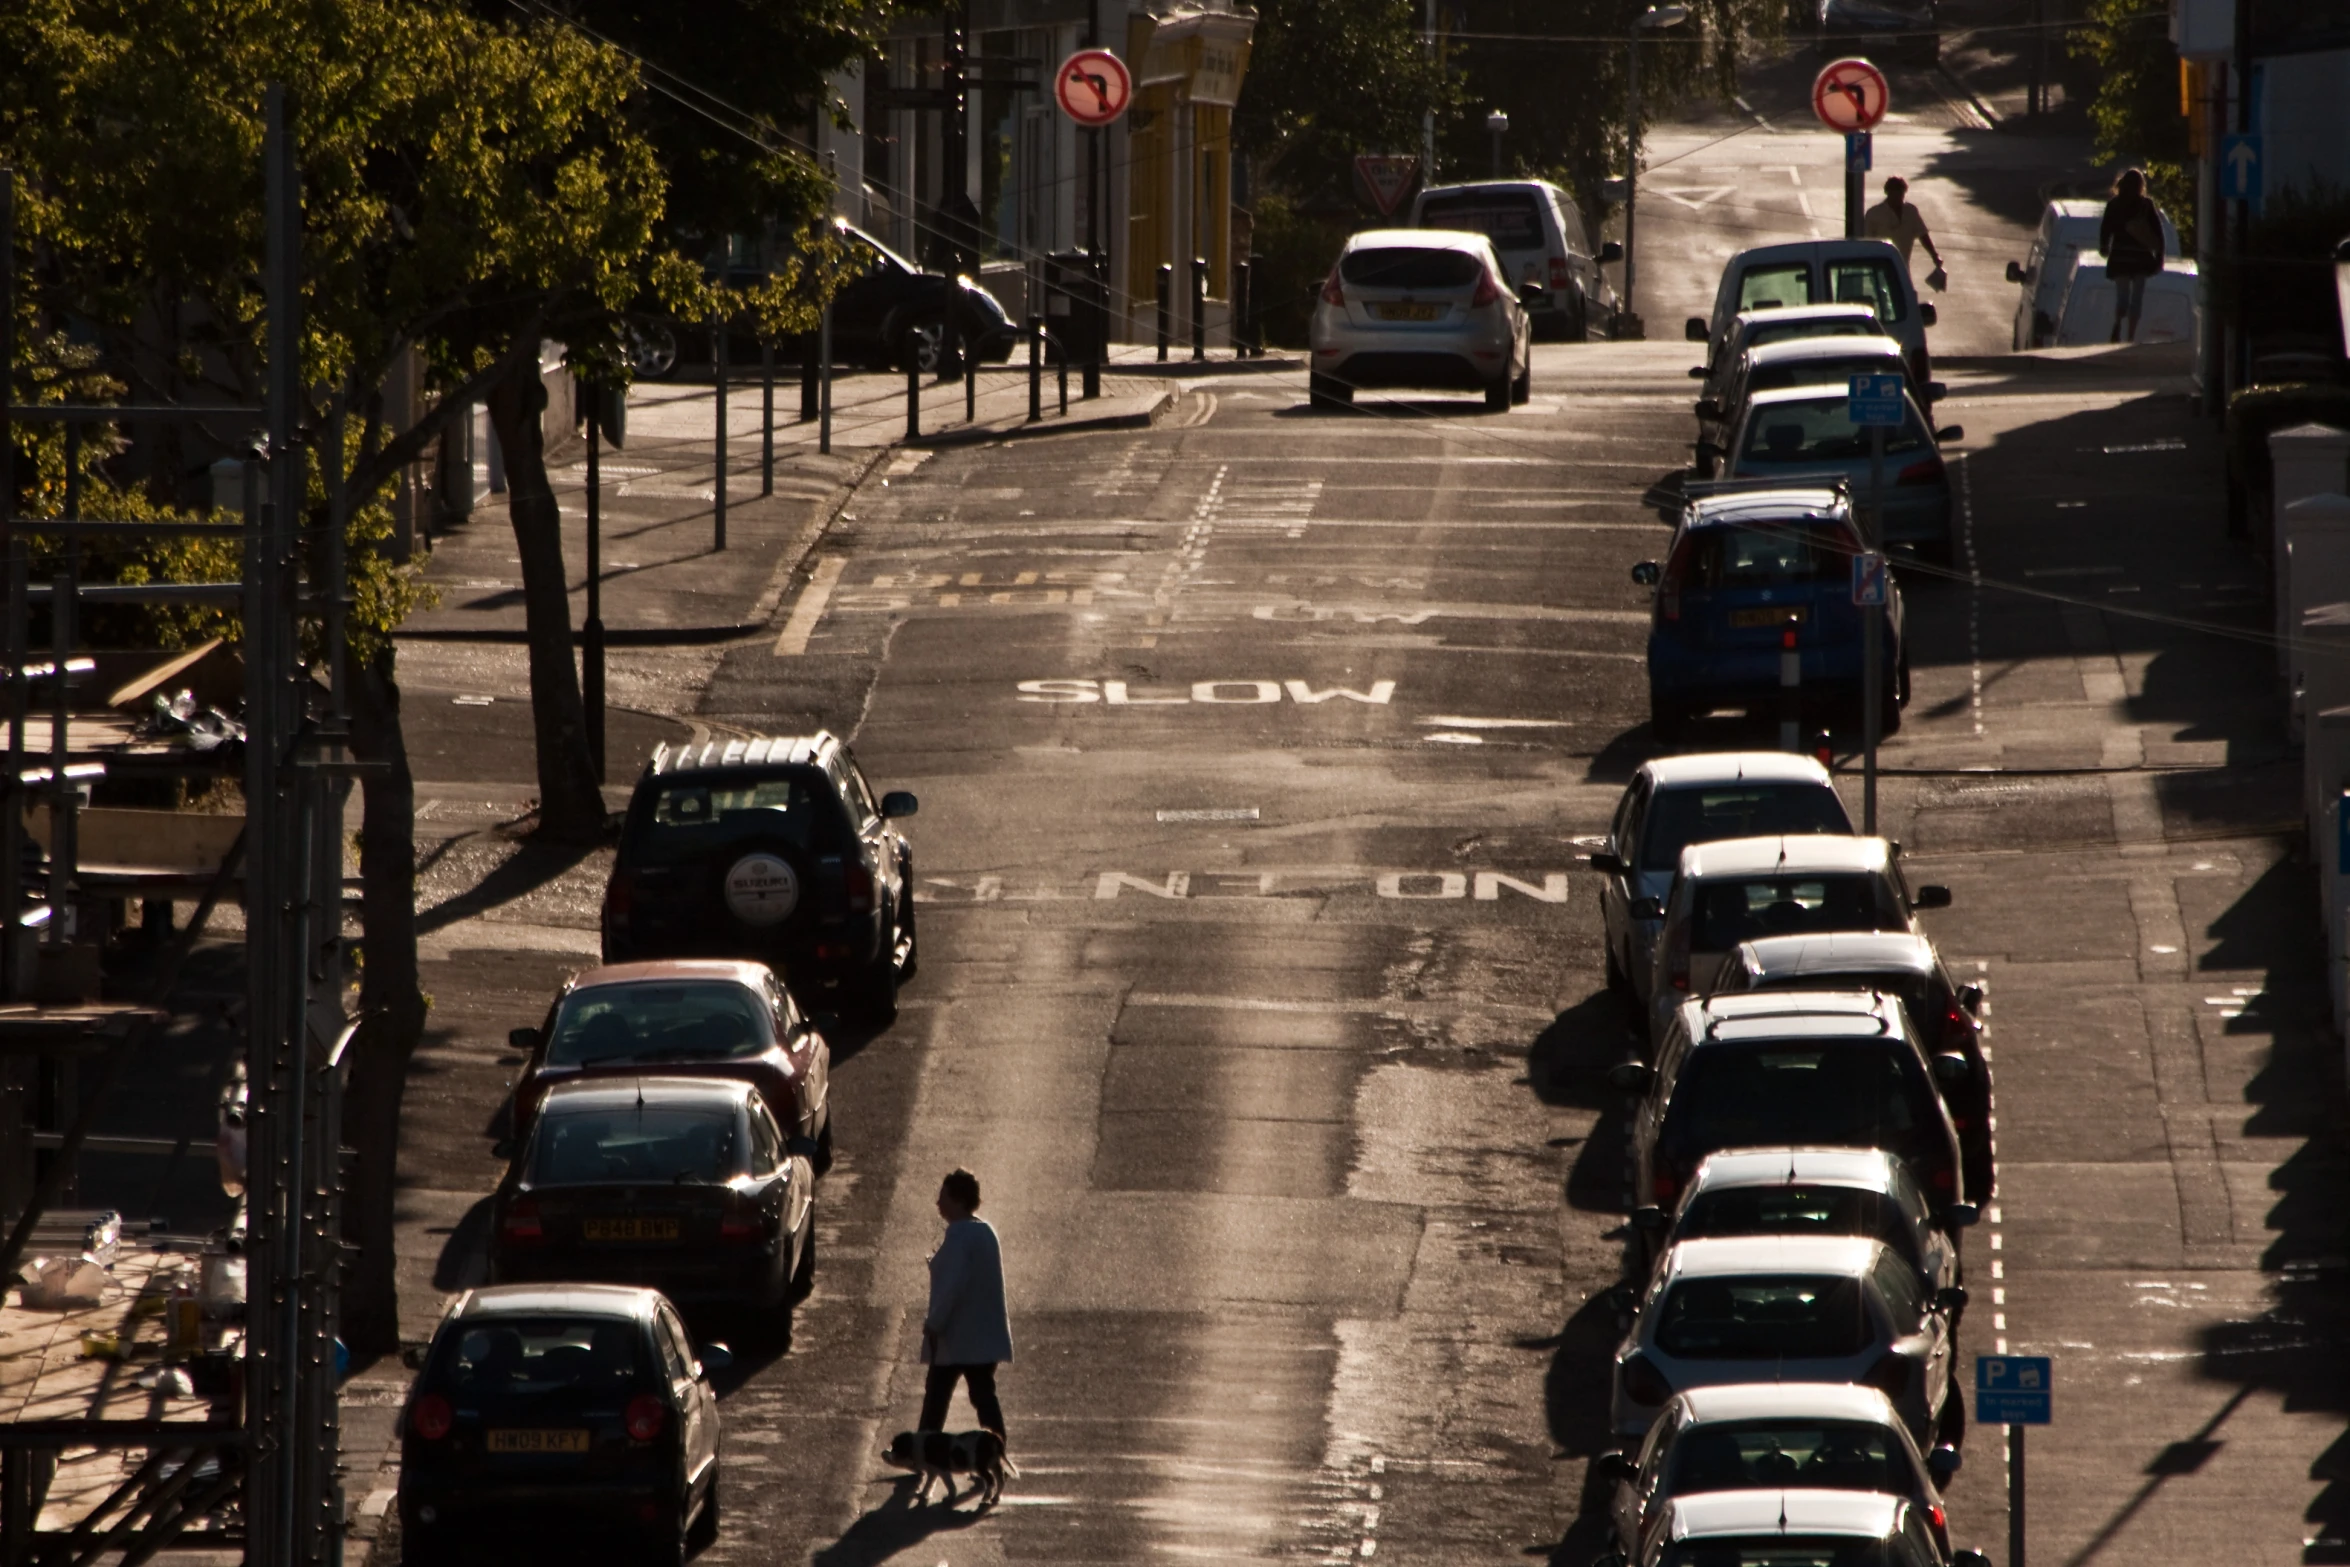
[[1864, 420, 1883, 832], [2009, 1424, 2027, 1567], [1846, 130, 1869, 239]]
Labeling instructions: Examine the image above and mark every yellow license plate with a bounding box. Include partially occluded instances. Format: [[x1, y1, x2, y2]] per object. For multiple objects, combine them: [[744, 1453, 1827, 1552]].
[[488, 1429, 590, 1454], [1374, 303, 1443, 322], [1730, 606, 1810, 628], [582, 1216, 679, 1242]]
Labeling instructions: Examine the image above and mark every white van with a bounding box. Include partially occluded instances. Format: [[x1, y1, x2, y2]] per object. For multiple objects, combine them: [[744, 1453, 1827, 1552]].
[[1690, 239, 1935, 389], [1410, 180, 1622, 341], [2051, 254, 2200, 347], [2004, 198, 2182, 349]]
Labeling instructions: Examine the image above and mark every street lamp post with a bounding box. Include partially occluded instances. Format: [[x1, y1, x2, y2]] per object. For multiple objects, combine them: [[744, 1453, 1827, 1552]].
[[1621, 4, 1690, 327], [1486, 109, 1510, 178]]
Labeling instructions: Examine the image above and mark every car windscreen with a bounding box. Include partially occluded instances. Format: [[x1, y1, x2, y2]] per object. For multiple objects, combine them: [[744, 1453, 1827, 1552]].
[[1679, 519, 1863, 593], [1664, 1041, 1937, 1163], [1690, 873, 1906, 949], [527, 1105, 742, 1186], [1653, 1273, 1873, 1360], [430, 1315, 646, 1404], [1638, 787, 1853, 873], [1676, 1185, 1919, 1267], [1750, 356, 1904, 395], [1340, 247, 1485, 289], [1826, 258, 1908, 323], [1736, 263, 1814, 313], [1661, 1535, 1893, 1567], [1667, 1418, 1911, 1496], [1741, 398, 1928, 464], [546, 981, 774, 1068], [635, 768, 844, 856], [1419, 195, 1545, 251]]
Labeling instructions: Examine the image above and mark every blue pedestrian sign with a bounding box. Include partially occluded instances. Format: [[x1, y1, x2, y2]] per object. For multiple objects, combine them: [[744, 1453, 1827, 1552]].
[[1851, 550, 1888, 608], [1975, 1355, 2052, 1425], [2221, 133, 2262, 202], [1845, 131, 1872, 172], [1847, 372, 1906, 428]]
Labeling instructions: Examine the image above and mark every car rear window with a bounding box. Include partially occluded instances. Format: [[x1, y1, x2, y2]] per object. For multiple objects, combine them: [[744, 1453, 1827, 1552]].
[[1638, 786, 1853, 873], [633, 767, 845, 857], [1740, 397, 1928, 464], [1827, 259, 1907, 323], [1419, 194, 1546, 251], [1667, 1418, 1910, 1495], [1676, 1185, 1918, 1267], [1737, 263, 1813, 313], [1340, 247, 1485, 289], [1750, 356, 1904, 395], [528, 1105, 742, 1185], [433, 1315, 646, 1398], [1665, 1042, 1938, 1164], [547, 981, 774, 1068], [1679, 519, 1864, 593], [1653, 1273, 1872, 1359], [1690, 874, 1906, 949], [1661, 1535, 1895, 1567]]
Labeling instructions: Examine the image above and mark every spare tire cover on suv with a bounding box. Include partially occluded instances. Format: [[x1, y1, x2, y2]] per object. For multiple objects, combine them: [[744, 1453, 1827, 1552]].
[[724, 852, 800, 925]]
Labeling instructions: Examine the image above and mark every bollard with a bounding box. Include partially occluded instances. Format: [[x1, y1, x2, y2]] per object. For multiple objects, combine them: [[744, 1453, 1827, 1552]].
[[1235, 260, 1253, 357], [1083, 253, 1104, 399], [906, 349, 921, 441], [1058, 336, 1068, 415], [1156, 264, 1171, 362], [1778, 624, 1801, 752], [1027, 314, 1042, 422], [1191, 255, 1208, 363]]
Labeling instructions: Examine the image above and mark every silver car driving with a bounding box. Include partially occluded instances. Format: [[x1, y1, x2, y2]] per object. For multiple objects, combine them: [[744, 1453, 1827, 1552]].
[[1308, 229, 1534, 411]]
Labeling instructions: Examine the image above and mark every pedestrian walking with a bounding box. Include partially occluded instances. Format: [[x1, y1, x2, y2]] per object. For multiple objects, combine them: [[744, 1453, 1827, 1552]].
[[919, 1167, 1012, 1448], [2099, 167, 2166, 343], [1862, 177, 1946, 289]]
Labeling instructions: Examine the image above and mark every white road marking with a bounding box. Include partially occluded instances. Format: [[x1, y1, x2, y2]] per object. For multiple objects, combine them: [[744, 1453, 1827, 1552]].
[[1418, 716, 1569, 729], [772, 556, 847, 655], [1156, 807, 1260, 822]]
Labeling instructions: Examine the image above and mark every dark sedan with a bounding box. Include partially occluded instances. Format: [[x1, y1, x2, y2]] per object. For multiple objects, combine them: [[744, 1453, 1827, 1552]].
[[491, 1077, 815, 1327]]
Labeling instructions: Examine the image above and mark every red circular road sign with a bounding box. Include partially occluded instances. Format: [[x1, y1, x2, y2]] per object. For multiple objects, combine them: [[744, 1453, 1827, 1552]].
[[1812, 57, 1890, 132], [1056, 49, 1133, 127]]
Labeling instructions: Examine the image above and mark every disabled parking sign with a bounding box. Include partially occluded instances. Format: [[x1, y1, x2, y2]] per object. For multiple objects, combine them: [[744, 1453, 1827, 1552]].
[[1975, 1355, 2052, 1425]]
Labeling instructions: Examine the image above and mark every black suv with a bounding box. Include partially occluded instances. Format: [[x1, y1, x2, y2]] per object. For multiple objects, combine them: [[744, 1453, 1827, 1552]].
[[601, 732, 918, 1017]]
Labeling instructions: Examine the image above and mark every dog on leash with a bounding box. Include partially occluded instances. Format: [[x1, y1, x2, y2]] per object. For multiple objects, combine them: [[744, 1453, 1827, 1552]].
[[880, 1428, 1016, 1505]]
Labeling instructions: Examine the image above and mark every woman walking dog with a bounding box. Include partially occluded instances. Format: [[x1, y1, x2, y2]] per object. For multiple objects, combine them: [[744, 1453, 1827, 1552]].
[[918, 1167, 1012, 1450]]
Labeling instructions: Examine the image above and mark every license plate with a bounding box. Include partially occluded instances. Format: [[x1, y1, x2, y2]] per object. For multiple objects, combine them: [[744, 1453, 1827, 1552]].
[[1729, 606, 1810, 629], [1373, 303, 1443, 322], [488, 1429, 590, 1454], [583, 1216, 680, 1242]]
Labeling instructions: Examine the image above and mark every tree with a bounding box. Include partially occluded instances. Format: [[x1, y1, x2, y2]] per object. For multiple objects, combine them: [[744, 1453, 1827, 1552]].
[[1234, 0, 1454, 200], [2073, 0, 2192, 247]]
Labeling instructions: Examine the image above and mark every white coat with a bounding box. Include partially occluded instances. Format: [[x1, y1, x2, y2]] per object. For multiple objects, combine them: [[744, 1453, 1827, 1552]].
[[924, 1216, 1013, 1365]]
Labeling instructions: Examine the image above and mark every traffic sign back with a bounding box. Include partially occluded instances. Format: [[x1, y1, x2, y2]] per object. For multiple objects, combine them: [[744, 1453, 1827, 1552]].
[[1975, 1354, 2052, 1425], [1813, 58, 1890, 132], [1848, 371, 1906, 428], [1056, 49, 1132, 127]]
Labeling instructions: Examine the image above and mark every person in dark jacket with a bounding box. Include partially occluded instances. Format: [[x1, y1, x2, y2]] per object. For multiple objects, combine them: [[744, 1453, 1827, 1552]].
[[918, 1167, 1012, 1447], [2098, 168, 2166, 343]]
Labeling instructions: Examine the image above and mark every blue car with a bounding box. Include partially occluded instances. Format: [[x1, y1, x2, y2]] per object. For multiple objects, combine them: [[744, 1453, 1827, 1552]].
[[1631, 483, 1907, 744]]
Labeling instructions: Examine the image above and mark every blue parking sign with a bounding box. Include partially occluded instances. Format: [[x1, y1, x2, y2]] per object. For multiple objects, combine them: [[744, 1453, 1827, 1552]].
[[1848, 372, 1906, 428], [1851, 550, 1887, 608], [1975, 1355, 2052, 1425]]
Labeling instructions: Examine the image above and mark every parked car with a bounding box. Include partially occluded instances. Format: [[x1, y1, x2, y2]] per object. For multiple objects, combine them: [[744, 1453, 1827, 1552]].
[[601, 732, 918, 1018], [2005, 198, 2181, 350], [1631, 484, 1907, 743], [491, 1076, 817, 1321], [504, 959, 832, 1165], [1720, 386, 1962, 563], [1410, 179, 1623, 341], [1600, 1490, 1987, 1567], [1308, 228, 1536, 410], [1636, 835, 1951, 1046], [1609, 1235, 1966, 1451], [398, 1283, 726, 1565], [1815, 0, 1939, 62], [1712, 934, 1992, 1202], [1618, 989, 1969, 1214], [1591, 753, 1854, 1007], [2050, 254, 2201, 347], [1698, 336, 1931, 474], [1597, 1382, 1956, 1563], [1694, 303, 1885, 406], [1691, 240, 1935, 389], [1637, 1147, 1971, 1297]]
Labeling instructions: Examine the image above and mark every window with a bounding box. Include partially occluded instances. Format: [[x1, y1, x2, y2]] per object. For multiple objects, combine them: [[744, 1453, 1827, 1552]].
[[1653, 1274, 1872, 1360], [1827, 259, 1907, 322], [748, 1105, 782, 1173], [844, 762, 881, 828], [1419, 193, 1547, 251], [655, 1307, 694, 1381], [1740, 397, 1928, 465], [1677, 1185, 1920, 1270], [546, 981, 774, 1067], [438, 1316, 646, 1397], [651, 775, 804, 828], [1665, 1042, 1938, 1165], [1637, 787, 1854, 874], [1737, 263, 1814, 313], [1340, 247, 1485, 289], [527, 1106, 742, 1186], [1871, 1250, 1926, 1332], [1750, 356, 1905, 396], [1682, 519, 1865, 591], [1663, 1541, 1892, 1567], [1666, 1418, 1908, 1496]]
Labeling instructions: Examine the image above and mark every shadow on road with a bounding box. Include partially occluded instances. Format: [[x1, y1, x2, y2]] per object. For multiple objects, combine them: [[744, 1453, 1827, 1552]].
[[810, 1478, 991, 1566], [416, 834, 604, 935]]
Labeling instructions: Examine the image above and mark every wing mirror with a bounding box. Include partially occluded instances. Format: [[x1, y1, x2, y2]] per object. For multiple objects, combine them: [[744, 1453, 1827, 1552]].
[[1597, 241, 1625, 264], [1518, 281, 1546, 303], [1607, 1061, 1653, 1093], [1935, 1285, 1970, 1314], [1925, 381, 1947, 402], [1952, 1551, 1992, 1567], [1687, 365, 1709, 380], [506, 1026, 539, 1052], [1630, 561, 1661, 587], [696, 1342, 733, 1376], [881, 790, 919, 819], [1594, 1450, 1639, 1483], [1628, 897, 1664, 921], [2003, 260, 2026, 284], [1932, 1052, 1973, 1084], [400, 1344, 428, 1369], [786, 1134, 819, 1160], [1956, 982, 1983, 1016], [490, 1138, 516, 1161], [1946, 1202, 1980, 1228], [1929, 1447, 1964, 1484], [1630, 1205, 1669, 1234], [1694, 440, 1724, 466], [1918, 302, 1938, 327], [1684, 317, 1710, 343], [1587, 850, 1626, 875], [1934, 425, 1964, 444], [1694, 398, 1723, 421], [1913, 884, 1953, 909]]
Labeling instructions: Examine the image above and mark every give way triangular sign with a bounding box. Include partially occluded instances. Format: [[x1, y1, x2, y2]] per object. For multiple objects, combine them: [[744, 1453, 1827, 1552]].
[[1354, 154, 1421, 218]]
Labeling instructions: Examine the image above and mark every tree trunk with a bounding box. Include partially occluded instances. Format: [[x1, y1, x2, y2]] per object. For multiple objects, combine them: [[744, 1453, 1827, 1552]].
[[341, 644, 427, 1354], [486, 360, 606, 842]]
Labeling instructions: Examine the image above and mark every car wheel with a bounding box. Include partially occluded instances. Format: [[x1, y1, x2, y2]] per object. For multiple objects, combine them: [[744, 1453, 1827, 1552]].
[[626, 320, 679, 381], [790, 1206, 817, 1300], [1484, 375, 1511, 412], [1605, 942, 1632, 996], [815, 1109, 834, 1174], [1935, 1361, 1967, 1449], [860, 941, 900, 1024], [1308, 372, 1352, 408], [1897, 651, 1913, 708], [689, 1465, 721, 1552], [895, 318, 954, 376], [1878, 678, 1904, 737], [1571, 294, 1591, 343], [1511, 361, 1532, 404], [894, 861, 918, 982]]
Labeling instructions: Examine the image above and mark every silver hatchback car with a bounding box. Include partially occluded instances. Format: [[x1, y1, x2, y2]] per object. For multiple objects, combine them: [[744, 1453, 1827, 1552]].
[[1308, 229, 1534, 411]]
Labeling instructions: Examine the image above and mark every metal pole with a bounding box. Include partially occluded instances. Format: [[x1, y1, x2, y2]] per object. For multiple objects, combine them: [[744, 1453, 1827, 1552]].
[[0, 167, 15, 998], [906, 353, 921, 441], [1156, 265, 1171, 361], [963, 312, 976, 424], [819, 300, 834, 456], [584, 403, 605, 782], [1028, 315, 1042, 421], [2009, 1424, 2026, 1567], [713, 319, 728, 549], [1084, 254, 1104, 399], [1846, 134, 1866, 241], [1235, 259, 1253, 357], [1863, 423, 1884, 833], [1086, 0, 1106, 399], [1191, 256, 1207, 362], [1624, 32, 1642, 323]]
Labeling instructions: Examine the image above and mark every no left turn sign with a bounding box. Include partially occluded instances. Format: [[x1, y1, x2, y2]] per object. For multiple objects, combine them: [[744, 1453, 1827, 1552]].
[[1056, 49, 1133, 127], [1812, 57, 1890, 132]]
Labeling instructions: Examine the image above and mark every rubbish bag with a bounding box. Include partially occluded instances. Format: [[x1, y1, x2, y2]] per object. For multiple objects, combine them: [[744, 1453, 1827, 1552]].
[[19, 1254, 108, 1309]]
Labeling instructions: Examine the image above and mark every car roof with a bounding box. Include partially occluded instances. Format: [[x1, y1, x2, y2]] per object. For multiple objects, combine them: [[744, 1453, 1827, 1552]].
[[1669, 1489, 1902, 1542], [569, 959, 773, 995], [1728, 238, 1906, 270], [452, 1283, 659, 1322], [1739, 932, 1936, 978], [1346, 227, 1492, 254], [1680, 989, 1912, 1045], [1743, 383, 1916, 414], [1420, 180, 1559, 199], [1744, 334, 1906, 366], [538, 1074, 758, 1111], [1677, 833, 1890, 877], [1734, 303, 1880, 333], [1683, 492, 1853, 529], [1688, 1146, 1902, 1199], [646, 731, 837, 778], [1662, 1233, 1884, 1281], [1675, 1381, 1902, 1426], [1641, 753, 1837, 789], [2044, 198, 2104, 223]]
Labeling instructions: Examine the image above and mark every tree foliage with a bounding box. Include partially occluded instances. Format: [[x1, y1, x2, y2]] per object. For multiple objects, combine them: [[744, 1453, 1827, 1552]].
[[1234, 0, 1455, 198], [2073, 0, 2192, 247]]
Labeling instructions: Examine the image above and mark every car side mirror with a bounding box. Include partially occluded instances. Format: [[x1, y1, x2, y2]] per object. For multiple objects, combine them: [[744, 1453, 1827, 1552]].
[[1684, 317, 1709, 343], [1518, 282, 1546, 303], [1925, 381, 1947, 402], [1687, 365, 1708, 380], [697, 1342, 733, 1376], [1914, 885, 1953, 909], [1952, 1550, 1991, 1567], [1594, 1450, 1639, 1483], [1694, 440, 1724, 465], [786, 1134, 819, 1160], [1956, 983, 1983, 1015], [1630, 1205, 1668, 1233], [1694, 398, 1722, 421], [1918, 302, 1938, 327], [1932, 1052, 1973, 1084], [1946, 1202, 1980, 1229], [880, 790, 919, 819], [400, 1344, 427, 1370], [1936, 1286, 1969, 1314], [507, 1028, 540, 1055], [1935, 425, 1964, 444], [1929, 1448, 1964, 1484], [491, 1138, 516, 1161], [1588, 850, 1626, 875], [1630, 561, 1661, 587], [2003, 260, 2025, 284], [1629, 897, 1664, 922], [1607, 1061, 1653, 1093], [1598, 241, 1624, 264]]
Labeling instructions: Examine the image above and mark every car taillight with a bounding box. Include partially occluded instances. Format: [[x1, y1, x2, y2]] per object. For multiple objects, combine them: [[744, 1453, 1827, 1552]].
[[1472, 271, 1501, 307], [1549, 257, 1569, 288], [1930, 1504, 1947, 1535], [411, 1392, 454, 1441], [1321, 267, 1344, 307], [1621, 1353, 1672, 1406], [1652, 1166, 1679, 1205], [501, 1195, 543, 1246], [719, 1191, 765, 1243], [1657, 537, 1695, 622], [1898, 456, 1946, 486], [846, 863, 874, 914], [603, 874, 632, 929], [1862, 1352, 1911, 1397], [625, 1395, 667, 1442]]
